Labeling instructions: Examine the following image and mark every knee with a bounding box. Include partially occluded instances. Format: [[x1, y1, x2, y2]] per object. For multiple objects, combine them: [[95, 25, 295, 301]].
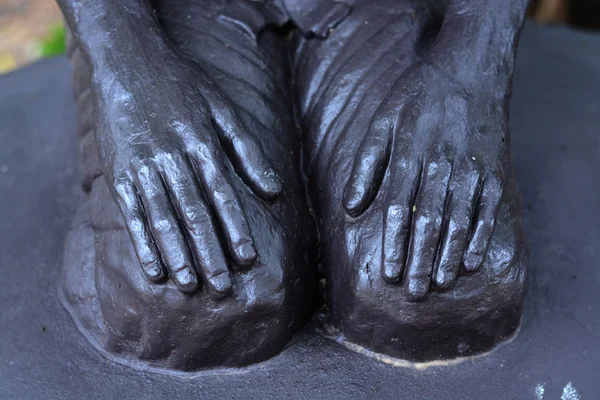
[[93, 242, 298, 370], [92, 226, 310, 371], [329, 233, 527, 363], [334, 271, 526, 362], [85, 168, 315, 371]]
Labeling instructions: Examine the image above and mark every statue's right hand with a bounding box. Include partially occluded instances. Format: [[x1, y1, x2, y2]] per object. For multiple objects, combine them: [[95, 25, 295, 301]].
[[92, 49, 281, 296]]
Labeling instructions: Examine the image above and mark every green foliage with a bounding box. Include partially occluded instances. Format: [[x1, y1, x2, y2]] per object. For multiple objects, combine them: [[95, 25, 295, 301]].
[[38, 24, 66, 58]]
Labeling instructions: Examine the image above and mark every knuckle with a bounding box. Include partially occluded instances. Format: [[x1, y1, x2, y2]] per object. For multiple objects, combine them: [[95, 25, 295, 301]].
[[444, 93, 469, 115], [424, 159, 451, 178], [155, 151, 185, 171], [171, 119, 200, 136], [129, 154, 151, 171], [414, 213, 430, 226], [370, 117, 393, 134], [132, 160, 154, 183], [383, 247, 402, 264], [181, 209, 207, 234], [113, 184, 137, 211], [487, 171, 504, 190], [112, 169, 132, 186], [150, 148, 179, 167], [484, 180, 504, 206], [397, 158, 418, 176], [230, 134, 251, 151], [424, 162, 435, 178], [151, 149, 169, 162], [471, 221, 493, 245], [480, 220, 495, 236], [169, 262, 190, 275], [221, 195, 242, 212], [440, 158, 453, 174], [396, 158, 410, 171], [188, 140, 214, 161], [387, 204, 409, 219], [127, 216, 146, 234], [113, 181, 130, 200], [463, 157, 482, 176], [414, 212, 441, 229], [447, 217, 469, 238], [140, 259, 160, 271], [152, 217, 176, 235]]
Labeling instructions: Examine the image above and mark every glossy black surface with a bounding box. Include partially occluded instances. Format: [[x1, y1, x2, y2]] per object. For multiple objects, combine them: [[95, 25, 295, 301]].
[[293, 0, 528, 361], [56, 0, 528, 368]]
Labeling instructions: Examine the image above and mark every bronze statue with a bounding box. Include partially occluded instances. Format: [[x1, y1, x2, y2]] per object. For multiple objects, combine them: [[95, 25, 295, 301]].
[[57, 0, 529, 372]]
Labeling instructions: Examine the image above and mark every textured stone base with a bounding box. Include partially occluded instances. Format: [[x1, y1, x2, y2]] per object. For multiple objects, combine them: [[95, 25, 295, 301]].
[[1, 24, 599, 399]]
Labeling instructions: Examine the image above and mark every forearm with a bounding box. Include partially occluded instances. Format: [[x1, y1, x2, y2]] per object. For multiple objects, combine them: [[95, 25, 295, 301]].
[[428, 0, 530, 88], [57, 0, 170, 76]]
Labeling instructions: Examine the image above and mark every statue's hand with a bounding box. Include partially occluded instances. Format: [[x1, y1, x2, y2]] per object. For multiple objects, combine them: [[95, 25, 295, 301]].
[[342, 62, 507, 300], [92, 47, 281, 295]]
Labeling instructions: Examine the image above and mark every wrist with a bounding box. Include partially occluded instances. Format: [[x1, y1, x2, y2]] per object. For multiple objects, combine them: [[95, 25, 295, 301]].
[[90, 35, 178, 92], [425, 1, 527, 86], [414, 62, 509, 118], [424, 54, 512, 99], [70, 1, 174, 76]]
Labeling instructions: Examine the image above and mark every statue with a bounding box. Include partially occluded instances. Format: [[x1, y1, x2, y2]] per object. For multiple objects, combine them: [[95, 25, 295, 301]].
[[57, 0, 529, 372]]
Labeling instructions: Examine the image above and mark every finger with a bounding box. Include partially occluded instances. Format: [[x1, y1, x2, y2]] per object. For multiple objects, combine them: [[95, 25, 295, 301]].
[[114, 179, 164, 282], [405, 160, 452, 301], [433, 170, 481, 289], [212, 106, 282, 200], [381, 162, 421, 283], [343, 119, 393, 217], [188, 137, 257, 268], [134, 164, 199, 293], [159, 155, 233, 297], [464, 174, 503, 272]]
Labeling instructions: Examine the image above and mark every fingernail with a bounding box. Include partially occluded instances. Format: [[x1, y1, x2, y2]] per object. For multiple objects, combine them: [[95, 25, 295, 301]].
[[144, 262, 164, 281], [235, 242, 257, 266], [382, 262, 402, 283], [209, 272, 233, 296], [265, 171, 282, 195], [175, 268, 199, 293], [406, 281, 429, 302], [464, 253, 483, 272], [435, 271, 453, 290], [344, 195, 361, 216], [257, 171, 282, 200], [343, 185, 366, 217]]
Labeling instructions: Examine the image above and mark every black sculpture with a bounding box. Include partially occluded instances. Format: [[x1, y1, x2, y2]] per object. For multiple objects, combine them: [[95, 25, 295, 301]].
[[57, 0, 529, 371]]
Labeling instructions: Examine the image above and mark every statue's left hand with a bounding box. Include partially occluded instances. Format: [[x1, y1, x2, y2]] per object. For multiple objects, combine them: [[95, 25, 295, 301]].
[[342, 62, 508, 300]]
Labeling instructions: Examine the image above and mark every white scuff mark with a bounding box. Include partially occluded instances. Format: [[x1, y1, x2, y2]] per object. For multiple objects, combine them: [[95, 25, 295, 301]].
[[561, 382, 580, 400], [534, 383, 545, 399]]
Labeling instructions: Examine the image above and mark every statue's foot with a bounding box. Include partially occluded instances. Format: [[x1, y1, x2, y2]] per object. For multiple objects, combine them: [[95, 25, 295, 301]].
[[62, 5, 316, 371], [294, 0, 527, 361]]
